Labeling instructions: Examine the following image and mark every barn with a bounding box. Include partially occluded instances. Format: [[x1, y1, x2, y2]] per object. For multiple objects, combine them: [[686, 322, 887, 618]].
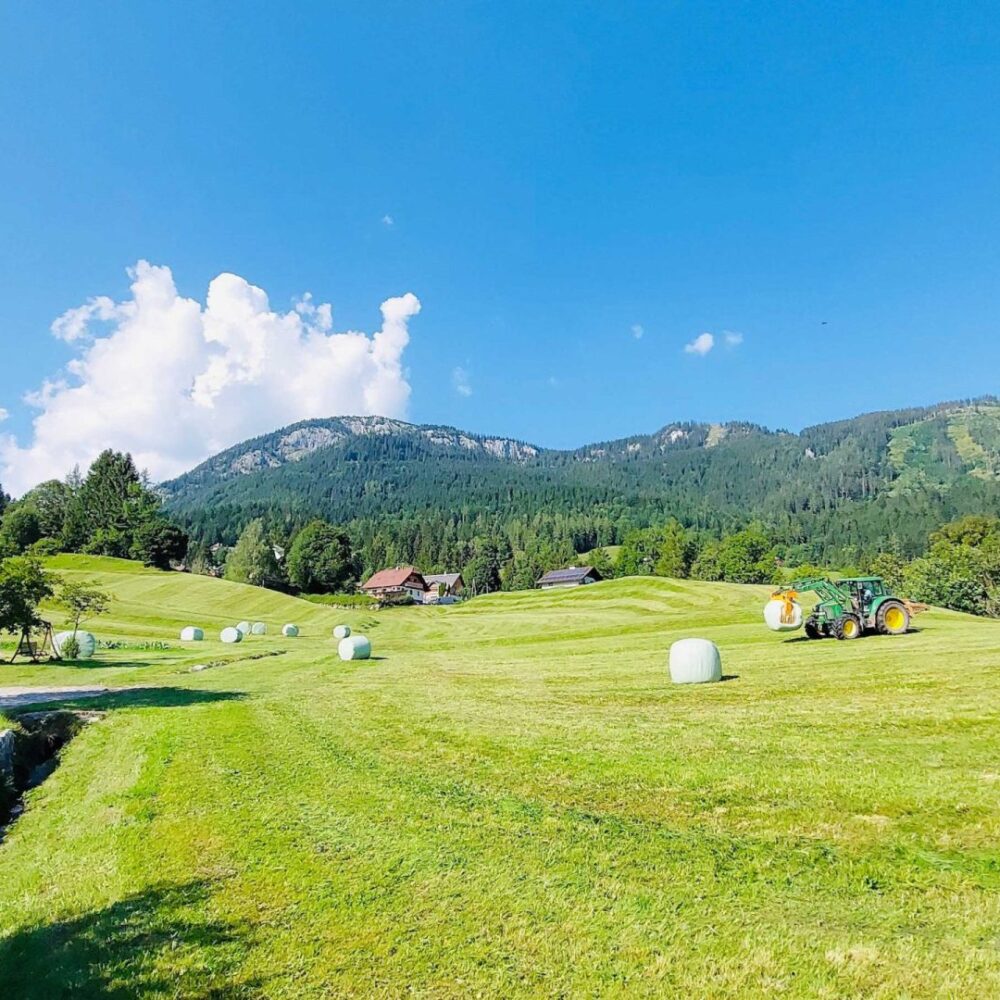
[[535, 566, 603, 589]]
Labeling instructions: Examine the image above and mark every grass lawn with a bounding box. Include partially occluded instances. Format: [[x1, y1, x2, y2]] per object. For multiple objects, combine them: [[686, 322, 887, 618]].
[[1, 556, 999, 997]]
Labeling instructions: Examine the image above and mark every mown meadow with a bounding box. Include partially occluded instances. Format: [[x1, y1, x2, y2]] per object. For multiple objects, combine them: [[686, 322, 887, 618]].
[[1, 556, 998, 997]]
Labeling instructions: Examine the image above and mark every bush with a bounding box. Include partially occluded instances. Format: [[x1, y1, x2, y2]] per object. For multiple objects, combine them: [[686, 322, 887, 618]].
[[97, 639, 172, 651], [299, 593, 377, 609], [60, 634, 80, 660], [29, 537, 62, 556]]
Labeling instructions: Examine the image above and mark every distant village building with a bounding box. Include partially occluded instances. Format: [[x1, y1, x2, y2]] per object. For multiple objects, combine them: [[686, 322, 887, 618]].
[[536, 566, 603, 589], [360, 566, 428, 602], [423, 573, 465, 604]]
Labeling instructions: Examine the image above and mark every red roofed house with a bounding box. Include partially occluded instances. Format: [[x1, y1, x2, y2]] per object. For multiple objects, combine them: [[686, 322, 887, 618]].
[[360, 566, 427, 602]]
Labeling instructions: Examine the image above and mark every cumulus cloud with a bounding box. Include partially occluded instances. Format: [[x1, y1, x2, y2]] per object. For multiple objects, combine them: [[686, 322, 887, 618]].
[[0, 261, 420, 494], [0, 408, 8, 423], [631, 324, 644, 340], [684, 332, 715, 356], [51, 295, 118, 342], [724, 330, 744, 346], [381, 214, 394, 227], [452, 366, 472, 397]]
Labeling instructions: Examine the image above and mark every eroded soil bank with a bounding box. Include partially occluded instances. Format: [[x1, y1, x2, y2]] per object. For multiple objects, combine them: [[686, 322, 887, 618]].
[[0, 711, 95, 836]]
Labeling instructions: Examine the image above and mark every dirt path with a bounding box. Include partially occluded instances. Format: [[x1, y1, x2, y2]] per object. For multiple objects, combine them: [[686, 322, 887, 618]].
[[0, 686, 144, 710]]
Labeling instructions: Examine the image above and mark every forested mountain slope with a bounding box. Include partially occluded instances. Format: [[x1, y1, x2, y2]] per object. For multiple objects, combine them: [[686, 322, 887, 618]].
[[162, 398, 1000, 564]]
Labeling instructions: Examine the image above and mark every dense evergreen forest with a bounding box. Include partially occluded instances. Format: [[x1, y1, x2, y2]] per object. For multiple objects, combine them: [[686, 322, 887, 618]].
[[0, 398, 997, 616], [163, 399, 1000, 576]]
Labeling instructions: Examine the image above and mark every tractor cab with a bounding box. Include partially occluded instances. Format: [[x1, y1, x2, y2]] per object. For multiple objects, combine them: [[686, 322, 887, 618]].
[[840, 576, 886, 616]]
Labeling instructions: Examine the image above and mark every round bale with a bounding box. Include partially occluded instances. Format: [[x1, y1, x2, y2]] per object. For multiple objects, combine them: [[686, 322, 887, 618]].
[[220, 626, 243, 644], [333, 624, 351, 639], [763, 599, 803, 632], [180, 626, 204, 641], [236, 621, 251, 636], [54, 630, 97, 660], [251, 622, 267, 635], [668, 638, 722, 684], [338, 635, 371, 661], [282, 624, 299, 637]]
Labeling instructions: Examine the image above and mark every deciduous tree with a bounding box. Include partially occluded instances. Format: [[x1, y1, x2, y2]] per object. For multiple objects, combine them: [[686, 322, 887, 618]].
[[224, 519, 281, 587], [286, 520, 358, 593], [0, 557, 58, 636], [57, 581, 111, 639]]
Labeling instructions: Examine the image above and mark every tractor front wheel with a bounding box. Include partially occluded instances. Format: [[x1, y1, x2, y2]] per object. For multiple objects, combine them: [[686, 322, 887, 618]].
[[805, 621, 823, 640], [834, 614, 862, 640], [876, 600, 910, 636]]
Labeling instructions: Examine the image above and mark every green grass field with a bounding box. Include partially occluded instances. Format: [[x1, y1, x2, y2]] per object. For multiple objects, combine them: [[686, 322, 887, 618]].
[[1, 556, 999, 997]]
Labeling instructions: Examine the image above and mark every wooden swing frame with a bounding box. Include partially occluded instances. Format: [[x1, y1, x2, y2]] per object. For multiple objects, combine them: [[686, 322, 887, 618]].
[[8, 619, 61, 664]]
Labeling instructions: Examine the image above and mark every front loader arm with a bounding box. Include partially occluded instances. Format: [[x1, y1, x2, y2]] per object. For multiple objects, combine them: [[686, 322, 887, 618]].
[[774, 577, 848, 605]]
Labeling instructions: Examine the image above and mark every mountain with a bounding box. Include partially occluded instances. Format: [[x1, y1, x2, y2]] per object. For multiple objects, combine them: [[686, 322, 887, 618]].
[[163, 398, 1000, 564], [166, 415, 541, 490]]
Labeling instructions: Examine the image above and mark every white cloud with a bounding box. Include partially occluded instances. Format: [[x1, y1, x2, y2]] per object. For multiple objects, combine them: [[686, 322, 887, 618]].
[[381, 214, 394, 227], [684, 332, 715, 356], [0, 261, 420, 494], [452, 366, 472, 397], [631, 324, 644, 340], [51, 295, 118, 342], [0, 408, 8, 423], [724, 330, 744, 346]]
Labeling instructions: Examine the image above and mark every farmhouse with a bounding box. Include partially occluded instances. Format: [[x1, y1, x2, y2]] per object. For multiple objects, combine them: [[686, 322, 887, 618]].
[[536, 565, 603, 589], [423, 573, 465, 604], [361, 566, 428, 602]]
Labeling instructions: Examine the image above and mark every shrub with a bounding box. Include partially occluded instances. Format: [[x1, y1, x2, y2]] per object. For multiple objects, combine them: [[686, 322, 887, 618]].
[[29, 537, 62, 556], [60, 635, 81, 660]]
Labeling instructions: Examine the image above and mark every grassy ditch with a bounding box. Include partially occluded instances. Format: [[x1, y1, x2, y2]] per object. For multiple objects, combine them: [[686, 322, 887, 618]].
[[0, 712, 92, 833]]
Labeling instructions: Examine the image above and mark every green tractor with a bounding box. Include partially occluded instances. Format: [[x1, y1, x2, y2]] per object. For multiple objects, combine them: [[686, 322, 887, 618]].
[[772, 576, 916, 640]]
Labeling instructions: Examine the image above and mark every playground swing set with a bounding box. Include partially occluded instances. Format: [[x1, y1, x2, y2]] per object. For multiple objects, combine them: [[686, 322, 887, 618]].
[[8, 619, 61, 664]]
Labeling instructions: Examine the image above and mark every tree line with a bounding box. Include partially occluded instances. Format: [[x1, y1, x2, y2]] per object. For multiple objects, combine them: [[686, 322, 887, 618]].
[[0, 450, 188, 568], [203, 508, 1000, 618], [166, 400, 1000, 573], [1, 443, 997, 618]]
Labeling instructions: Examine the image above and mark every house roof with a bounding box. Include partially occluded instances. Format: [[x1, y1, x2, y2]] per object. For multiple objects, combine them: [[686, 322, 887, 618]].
[[424, 573, 463, 588], [536, 565, 602, 586], [361, 566, 426, 590]]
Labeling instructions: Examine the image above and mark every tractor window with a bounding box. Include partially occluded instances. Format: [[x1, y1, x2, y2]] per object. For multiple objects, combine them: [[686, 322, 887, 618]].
[[869, 580, 885, 597]]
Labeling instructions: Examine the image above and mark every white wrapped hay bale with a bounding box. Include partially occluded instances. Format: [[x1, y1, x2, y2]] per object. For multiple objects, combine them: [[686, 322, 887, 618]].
[[54, 630, 97, 660], [668, 638, 722, 684], [333, 625, 351, 639], [763, 598, 803, 632], [220, 626, 243, 644], [236, 621, 251, 636], [180, 626, 204, 641], [338, 635, 371, 661], [282, 624, 299, 637], [251, 622, 267, 635]]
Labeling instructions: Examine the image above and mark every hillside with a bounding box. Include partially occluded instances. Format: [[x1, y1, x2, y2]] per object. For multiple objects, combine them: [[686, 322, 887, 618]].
[[163, 398, 1000, 562], [2, 563, 1000, 995]]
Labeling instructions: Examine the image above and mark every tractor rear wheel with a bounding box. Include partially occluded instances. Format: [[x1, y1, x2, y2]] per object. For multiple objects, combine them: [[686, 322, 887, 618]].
[[834, 614, 862, 640], [876, 600, 910, 636], [805, 621, 823, 640]]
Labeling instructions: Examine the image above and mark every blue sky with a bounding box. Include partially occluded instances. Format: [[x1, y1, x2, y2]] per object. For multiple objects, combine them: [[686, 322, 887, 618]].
[[1, 2, 998, 490]]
